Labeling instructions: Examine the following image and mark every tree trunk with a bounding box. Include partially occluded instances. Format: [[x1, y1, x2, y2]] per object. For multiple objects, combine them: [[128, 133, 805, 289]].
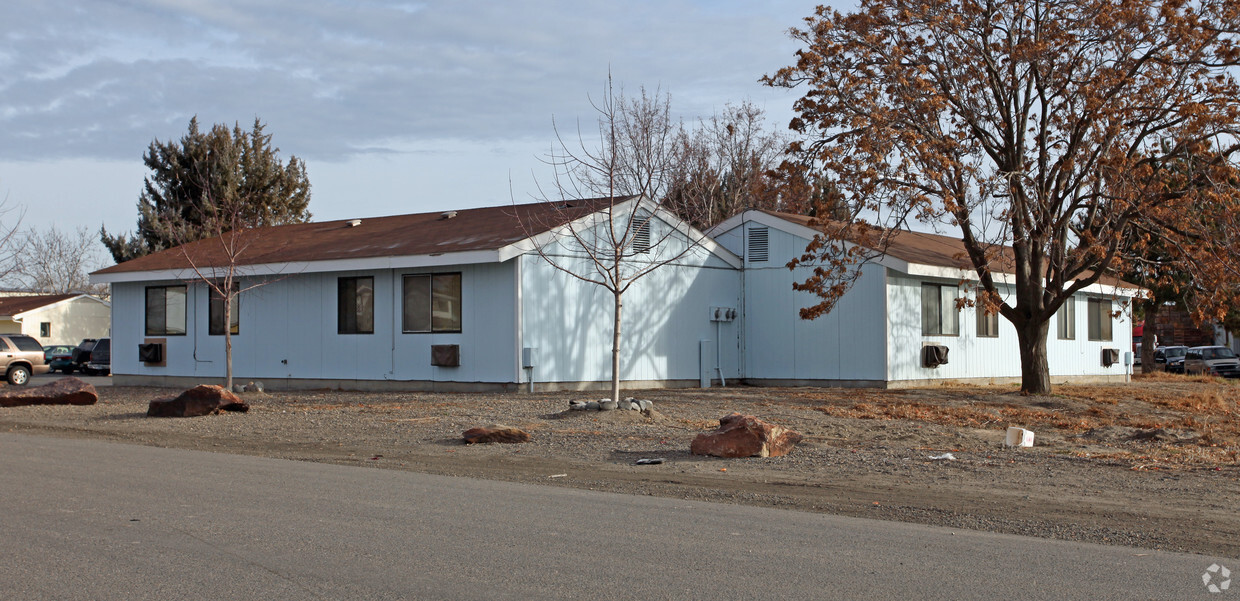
[[1141, 301, 1160, 372], [611, 290, 622, 404], [1015, 318, 1052, 394], [224, 299, 233, 391]]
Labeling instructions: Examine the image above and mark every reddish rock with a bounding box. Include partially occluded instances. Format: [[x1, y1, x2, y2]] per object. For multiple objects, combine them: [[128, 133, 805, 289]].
[[0, 377, 98, 407], [462, 424, 530, 444], [690, 413, 803, 458], [147, 385, 250, 418]]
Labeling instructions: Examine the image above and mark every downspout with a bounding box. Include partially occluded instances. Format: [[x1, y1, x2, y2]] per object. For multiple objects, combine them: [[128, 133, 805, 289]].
[[716, 318, 726, 387], [389, 272, 398, 379]]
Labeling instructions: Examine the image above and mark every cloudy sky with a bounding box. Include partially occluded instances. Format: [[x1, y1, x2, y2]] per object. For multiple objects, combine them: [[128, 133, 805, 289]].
[[0, 1, 829, 261]]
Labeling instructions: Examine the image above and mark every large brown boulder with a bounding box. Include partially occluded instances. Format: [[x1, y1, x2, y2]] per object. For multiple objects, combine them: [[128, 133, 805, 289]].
[[690, 413, 803, 458], [0, 377, 98, 407], [462, 424, 530, 444], [147, 385, 250, 418]]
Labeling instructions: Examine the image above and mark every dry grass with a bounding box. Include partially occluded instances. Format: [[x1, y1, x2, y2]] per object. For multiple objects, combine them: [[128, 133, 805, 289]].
[[807, 379, 1240, 467]]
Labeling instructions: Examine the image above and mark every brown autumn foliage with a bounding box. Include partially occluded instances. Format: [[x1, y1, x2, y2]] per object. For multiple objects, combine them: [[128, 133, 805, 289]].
[[764, 0, 1240, 395]]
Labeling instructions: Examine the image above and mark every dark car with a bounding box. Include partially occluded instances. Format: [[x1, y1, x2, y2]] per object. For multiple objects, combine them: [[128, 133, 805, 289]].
[[1154, 345, 1188, 374], [84, 337, 110, 376], [71, 338, 98, 372], [43, 345, 76, 374]]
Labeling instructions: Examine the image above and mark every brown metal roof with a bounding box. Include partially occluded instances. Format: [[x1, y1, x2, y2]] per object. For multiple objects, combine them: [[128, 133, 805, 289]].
[[759, 210, 1138, 289], [95, 197, 629, 275], [0, 294, 77, 317]]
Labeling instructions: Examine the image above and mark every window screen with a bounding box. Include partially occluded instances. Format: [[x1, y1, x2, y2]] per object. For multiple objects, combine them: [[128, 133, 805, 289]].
[[338, 277, 374, 335], [921, 283, 959, 336], [145, 285, 187, 336], [209, 283, 240, 336], [403, 273, 462, 333], [1088, 298, 1112, 341], [1058, 297, 1076, 340]]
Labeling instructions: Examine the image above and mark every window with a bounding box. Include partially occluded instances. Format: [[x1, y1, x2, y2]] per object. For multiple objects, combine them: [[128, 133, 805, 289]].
[[338, 276, 374, 335], [403, 273, 462, 333], [976, 302, 999, 338], [145, 285, 187, 336], [1057, 297, 1076, 340], [39, 322, 50, 338], [921, 283, 959, 336], [209, 284, 240, 336], [748, 227, 769, 262], [1087, 298, 1113, 341]]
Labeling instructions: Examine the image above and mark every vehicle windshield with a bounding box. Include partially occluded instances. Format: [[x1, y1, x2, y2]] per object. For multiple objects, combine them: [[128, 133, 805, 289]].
[[1165, 348, 1187, 358], [1202, 348, 1237, 360]]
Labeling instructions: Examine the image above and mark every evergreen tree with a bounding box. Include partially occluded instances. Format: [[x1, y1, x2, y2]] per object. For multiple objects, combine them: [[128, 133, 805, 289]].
[[101, 117, 311, 263]]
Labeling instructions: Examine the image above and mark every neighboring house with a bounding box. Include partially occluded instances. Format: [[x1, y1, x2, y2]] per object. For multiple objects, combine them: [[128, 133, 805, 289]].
[[90, 197, 742, 391], [0, 293, 112, 346], [90, 200, 1136, 391], [708, 210, 1138, 387]]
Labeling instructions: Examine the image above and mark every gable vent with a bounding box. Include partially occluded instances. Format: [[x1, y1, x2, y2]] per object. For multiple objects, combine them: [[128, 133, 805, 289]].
[[748, 226, 769, 262], [632, 219, 651, 254]]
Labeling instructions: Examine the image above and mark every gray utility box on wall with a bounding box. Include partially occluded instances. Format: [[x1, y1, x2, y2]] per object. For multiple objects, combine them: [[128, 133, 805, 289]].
[[522, 347, 537, 368]]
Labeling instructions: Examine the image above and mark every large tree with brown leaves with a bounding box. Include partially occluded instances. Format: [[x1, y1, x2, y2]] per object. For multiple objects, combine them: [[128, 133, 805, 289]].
[[765, 0, 1240, 393]]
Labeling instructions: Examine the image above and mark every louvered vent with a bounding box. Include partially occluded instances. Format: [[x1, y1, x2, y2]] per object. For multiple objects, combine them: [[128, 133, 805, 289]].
[[748, 226, 769, 262], [632, 218, 651, 254]]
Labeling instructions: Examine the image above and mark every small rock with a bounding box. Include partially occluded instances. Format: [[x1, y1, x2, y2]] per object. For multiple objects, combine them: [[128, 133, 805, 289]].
[[690, 413, 803, 458], [635, 458, 665, 465], [232, 385, 245, 394], [0, 377, 98, 407], [568, 400, 588, 411], [585, 401, 600, 411], [148, 385, 250, 418], [598, 400, 618, 411], [462, 424, 530, 444], [636, 400, 654, 411]]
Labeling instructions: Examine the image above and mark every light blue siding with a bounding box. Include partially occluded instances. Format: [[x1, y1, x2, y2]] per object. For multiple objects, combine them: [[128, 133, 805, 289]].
[[739, 225, 887, 382], [519, 251, 742, 385], [885, 272, 1132, 381], [111, 262, 519, 384]]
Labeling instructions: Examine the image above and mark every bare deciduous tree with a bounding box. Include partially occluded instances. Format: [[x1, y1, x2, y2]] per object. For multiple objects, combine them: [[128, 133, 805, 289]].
[[8, 226, 109, 296], [523, 80, 716, 402], [0, 197, 25, 285]]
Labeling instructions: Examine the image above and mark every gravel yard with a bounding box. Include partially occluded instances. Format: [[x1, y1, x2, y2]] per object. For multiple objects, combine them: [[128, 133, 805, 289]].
[[3, 376, 1238, 557]]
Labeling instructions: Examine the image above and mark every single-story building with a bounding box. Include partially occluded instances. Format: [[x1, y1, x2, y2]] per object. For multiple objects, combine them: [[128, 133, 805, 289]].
[[90, 197, 742, 391], [90, 199, 1136, 391], [708, 210, 1137, 387], [0, 293, 111, 346]]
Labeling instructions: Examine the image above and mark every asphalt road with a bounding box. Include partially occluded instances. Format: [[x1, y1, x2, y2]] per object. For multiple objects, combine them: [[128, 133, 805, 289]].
[[0, 434, 1226, 600]]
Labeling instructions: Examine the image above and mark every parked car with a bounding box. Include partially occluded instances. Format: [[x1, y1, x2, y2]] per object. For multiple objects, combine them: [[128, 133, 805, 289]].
[[84, 337, 111, 376], [42, 344, 77, 374], [1154, 345, 1188, 374], [1, 334, 51, 385], [70, 338, 98, 372], [1183, 346, 1240, 378]]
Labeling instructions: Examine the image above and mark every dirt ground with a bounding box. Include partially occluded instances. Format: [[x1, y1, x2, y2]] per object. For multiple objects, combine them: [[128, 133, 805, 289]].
[[3, 374, 1239, 557]]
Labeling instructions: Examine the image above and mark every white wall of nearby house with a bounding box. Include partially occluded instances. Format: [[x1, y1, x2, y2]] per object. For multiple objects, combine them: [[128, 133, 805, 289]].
[[10, 297, 111, 346]]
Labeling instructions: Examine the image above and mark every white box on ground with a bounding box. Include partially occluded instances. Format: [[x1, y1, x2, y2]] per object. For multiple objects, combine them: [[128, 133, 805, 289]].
[[1005, 427, 1035, 447]]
